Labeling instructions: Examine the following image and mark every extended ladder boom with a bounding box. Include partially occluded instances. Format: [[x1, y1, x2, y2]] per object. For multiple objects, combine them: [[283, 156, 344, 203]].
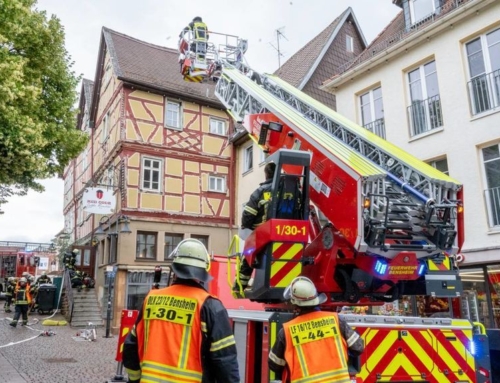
[[216, 67, 464, 260]]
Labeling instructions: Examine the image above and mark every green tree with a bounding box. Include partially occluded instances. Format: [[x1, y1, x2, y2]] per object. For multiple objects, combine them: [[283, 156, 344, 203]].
[[0, 0, 88, 210]]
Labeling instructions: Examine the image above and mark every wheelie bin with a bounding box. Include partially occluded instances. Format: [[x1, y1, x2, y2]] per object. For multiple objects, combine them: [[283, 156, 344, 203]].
[[36, 284, 57, 314]]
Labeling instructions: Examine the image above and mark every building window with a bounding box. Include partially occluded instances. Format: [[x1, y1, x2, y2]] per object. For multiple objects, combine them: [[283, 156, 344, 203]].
[[244, 145, 253, 172], [136, 231, 157, 259], [409, 0, 436, 24], [428, 157, 449, 175], [210, 118, 226, 135], [126, 272, 172, 311], [103, 63, 112, 86], [360, 87, 385, 138], [165, 100, 182, 129], [209, 175, 225, 192], [466, 28, 500, 115], [260, 149, 268, 164], [482, 144, 500, 227], [407, 60, 443, 137], [101, 111, 110, 143], [346, 35, 354, 52], [81, 148, 88, 173], [142, 157, 162, 191], [191, 234, 209, 249], [164, 233, 184, 260]]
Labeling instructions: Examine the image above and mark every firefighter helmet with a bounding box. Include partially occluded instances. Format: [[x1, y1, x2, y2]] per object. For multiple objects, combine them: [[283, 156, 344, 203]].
[[283, 276, 327, 307], [169, 239, 212, 283], [19, 277, 27, 286], [193, 16, 202, 22]]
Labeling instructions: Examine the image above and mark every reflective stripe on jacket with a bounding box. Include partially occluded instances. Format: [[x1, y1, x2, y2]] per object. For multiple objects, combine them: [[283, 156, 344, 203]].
[[135, 284, 210, 383], [283, 311, 350, 383]]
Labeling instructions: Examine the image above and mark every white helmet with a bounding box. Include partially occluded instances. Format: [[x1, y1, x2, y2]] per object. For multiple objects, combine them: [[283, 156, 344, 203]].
[[19, 277, 27, 284], [169, 239, 212, 283], [283, 276, 327, 307]]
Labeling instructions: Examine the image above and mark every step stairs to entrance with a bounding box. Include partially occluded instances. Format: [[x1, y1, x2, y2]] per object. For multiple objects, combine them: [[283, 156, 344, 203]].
[[70, 288, 104, 328]]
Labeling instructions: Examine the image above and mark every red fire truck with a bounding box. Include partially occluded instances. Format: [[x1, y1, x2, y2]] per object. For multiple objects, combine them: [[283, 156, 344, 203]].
[[0, 242, 56, 292], [184, 30, 492, 382]]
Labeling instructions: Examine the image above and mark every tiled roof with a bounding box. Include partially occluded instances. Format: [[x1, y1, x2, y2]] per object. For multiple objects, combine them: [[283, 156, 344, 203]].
[[102, 27, 220, 105], [326, 0, 474, 82], [274, 9, 349, 88]]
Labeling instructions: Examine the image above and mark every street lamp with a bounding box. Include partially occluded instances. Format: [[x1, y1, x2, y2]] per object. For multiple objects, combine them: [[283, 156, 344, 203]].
[[94, 215, 132, 338]]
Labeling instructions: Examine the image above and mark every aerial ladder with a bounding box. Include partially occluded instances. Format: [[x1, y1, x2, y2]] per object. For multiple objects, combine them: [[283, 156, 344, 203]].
[[215, 65, 464, 304], [178, 31, 491, 383]]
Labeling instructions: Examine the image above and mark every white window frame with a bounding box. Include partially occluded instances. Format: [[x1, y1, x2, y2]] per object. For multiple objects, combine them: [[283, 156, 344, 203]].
[[346, 35, 354, 53], [427, 157, 449, 175], [259, 149, 268, 164], [481, 143, 500, 227], [409, 0, 437, 24], [208, 175, 226, 193], [465, 27, 500, 115], [103, 63, 112, 86], [165, 99, 182, 130], [81, 148, 88, 174], [209, 118, 226, 136], [360, 87, 384, 125], [406, 60, 442, 136], [244, 145, 253, 173], [141, 157, 163, 192], [107, 166, 114, 187]]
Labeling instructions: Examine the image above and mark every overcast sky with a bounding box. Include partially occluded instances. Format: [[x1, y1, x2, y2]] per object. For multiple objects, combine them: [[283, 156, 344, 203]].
[[0, 0, 401, 244]]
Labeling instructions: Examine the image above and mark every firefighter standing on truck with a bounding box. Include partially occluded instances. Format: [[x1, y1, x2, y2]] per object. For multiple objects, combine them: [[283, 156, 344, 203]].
[[233, 162, 276, 293], [268, 277, 364, 383], [123, 238, 240, 383]]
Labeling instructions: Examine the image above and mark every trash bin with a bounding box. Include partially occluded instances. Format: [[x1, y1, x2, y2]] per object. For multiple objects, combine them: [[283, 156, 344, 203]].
[[36, 284, 57, 314]]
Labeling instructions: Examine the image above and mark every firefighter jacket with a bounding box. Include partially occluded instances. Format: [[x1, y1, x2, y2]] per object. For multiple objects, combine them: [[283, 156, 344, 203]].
[[13, 286, 32, 305], [5, 283, 15, 297], [269, 310, 364, 383], [241, 178, 273, 230], [181, 21, 209, 41], [123, 279, 240, 383]]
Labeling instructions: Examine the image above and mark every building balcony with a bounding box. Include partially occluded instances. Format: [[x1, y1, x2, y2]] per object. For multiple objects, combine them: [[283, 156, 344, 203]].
[[407, 95, 443, 137], [363, 118, 386, 139], [485, 186, 500, 228], [468, 69, 500, 116]]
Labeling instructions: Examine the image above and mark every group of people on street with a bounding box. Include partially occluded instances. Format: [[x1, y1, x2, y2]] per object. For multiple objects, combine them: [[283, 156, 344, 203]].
[[122, 157, 365, 382]]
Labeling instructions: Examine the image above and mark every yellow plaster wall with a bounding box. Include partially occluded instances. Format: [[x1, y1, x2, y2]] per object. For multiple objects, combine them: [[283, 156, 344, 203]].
[[207, 198, 221, 214], [221, 145, 231, 157], [129, 90, 163, 103], [202, 136, 225, 155], [185, 161, 199, 173], [202, 106, 227, 119], [165, 195, 182, 211], [128, 169, 139, 186], [137, 121, 155, 142], [184, 175, 200, 193], [126, 119, 138, 140], [216, 166, 228, 174], [202, 198, 211, 215], [150, 125, 163, 145], [185, 114, 200, 131], [200, 173, 208, 192], [183, 101, 199, 112], [201, 163, 214, 172], [145, 103, 163, 124], [141, 193, 162, 209], [166, 178, 182, 194], [127, 189, 138, 208], [128, 153, 140, 168], [130, 99, 153, 121], [185, 195, 200, 214], [220, 200, 230, 217], [166, 158, 182, 176]]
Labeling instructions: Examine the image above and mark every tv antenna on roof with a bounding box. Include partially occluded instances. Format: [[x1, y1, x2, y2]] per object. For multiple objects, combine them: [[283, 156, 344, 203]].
[[269, 26, 288, 70]]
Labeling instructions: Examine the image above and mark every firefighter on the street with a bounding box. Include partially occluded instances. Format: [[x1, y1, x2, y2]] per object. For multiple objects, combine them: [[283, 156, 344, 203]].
[[233, 162, 276, 294], [9, 277, 32, 327], [268, 276, 365, 383], [123, 238, 240, 383], [3, 277, 16, 313], [36, 272, 52, 285]]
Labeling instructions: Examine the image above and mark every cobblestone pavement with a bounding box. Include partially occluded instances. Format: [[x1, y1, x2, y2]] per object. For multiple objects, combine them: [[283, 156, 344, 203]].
[[0, 312, 124, 383]]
